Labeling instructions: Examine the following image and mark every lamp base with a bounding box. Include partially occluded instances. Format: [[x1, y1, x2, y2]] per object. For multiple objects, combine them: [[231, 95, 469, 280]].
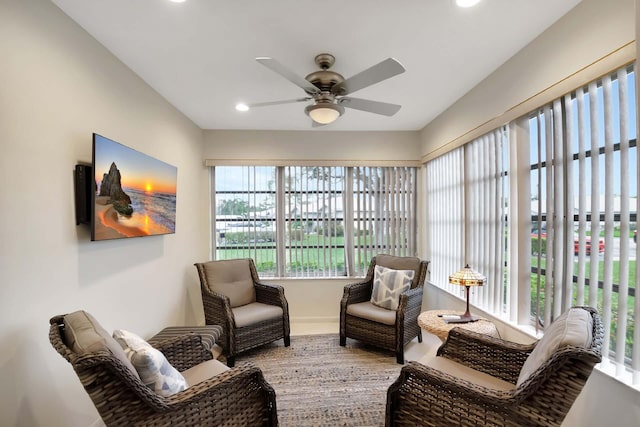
[[444, 315, 480, 324]]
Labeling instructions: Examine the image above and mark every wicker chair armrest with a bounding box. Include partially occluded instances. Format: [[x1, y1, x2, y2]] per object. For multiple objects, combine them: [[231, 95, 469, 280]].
[[72, 351, 172, 411], [341, 280, 373, 306], [201, 290, 234, 326], [147, 333, 212, 371], [438, 328, 534, 383], [162, 362, 277, 424], [202, 288, 232, 307], [255, 281, 287, 307], [387, 361, 516, 425], [254, 281, 290, 341], [398, 286, 423, 309], [166, 362, 271, 402], [396, 286, 423, 324], [91, 361, 275, 415]]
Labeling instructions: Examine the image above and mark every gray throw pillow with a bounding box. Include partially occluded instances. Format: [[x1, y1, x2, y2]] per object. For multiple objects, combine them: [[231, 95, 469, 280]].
[[370, 264, 414, 310]]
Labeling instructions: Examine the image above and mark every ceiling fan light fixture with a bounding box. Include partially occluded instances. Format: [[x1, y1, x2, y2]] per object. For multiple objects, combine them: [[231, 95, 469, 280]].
[[456, 0, 481, 7], [235, 103, 250, 112], [305, 103, 344, 124]]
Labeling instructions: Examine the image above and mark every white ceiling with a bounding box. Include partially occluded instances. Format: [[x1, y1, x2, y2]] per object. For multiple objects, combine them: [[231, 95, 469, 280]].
[[51, 0, 581, 131]]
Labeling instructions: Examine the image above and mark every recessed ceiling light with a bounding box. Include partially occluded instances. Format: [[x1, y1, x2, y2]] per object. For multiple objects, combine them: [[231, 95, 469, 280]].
[[456, 0, 481, 7], [235, 103, 250, 112], [169, 0, 187, 3]]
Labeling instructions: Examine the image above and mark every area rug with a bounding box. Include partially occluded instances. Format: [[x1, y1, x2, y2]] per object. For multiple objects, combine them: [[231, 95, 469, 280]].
[[235, 334, 403, 427]]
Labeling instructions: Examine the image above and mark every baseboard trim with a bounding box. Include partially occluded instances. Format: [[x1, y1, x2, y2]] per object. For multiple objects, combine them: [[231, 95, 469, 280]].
[[291, 316, 339, 324]]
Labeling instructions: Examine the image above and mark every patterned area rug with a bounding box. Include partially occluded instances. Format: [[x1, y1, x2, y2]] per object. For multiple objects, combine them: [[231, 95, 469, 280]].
[[235, 334, 403, 427]]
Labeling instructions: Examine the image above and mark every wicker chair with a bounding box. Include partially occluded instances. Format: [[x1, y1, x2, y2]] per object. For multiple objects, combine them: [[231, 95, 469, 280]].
[[49, 311, 278, 427], [386, 306, 603, 427], [195, 258, 290, 367], [340, 254, 429, 364]]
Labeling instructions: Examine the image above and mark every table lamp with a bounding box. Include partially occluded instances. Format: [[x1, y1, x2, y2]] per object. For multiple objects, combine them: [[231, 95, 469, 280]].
[[448, 264, 486, 323]]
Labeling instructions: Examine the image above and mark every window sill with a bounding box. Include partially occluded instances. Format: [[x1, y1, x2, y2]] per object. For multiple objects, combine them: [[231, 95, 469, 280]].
[[593, 358, 640, 391]]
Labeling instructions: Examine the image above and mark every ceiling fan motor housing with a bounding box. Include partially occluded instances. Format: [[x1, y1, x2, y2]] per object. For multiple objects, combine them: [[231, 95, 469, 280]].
[[305, 53, 345, 93], [305, 70, 344, 92]]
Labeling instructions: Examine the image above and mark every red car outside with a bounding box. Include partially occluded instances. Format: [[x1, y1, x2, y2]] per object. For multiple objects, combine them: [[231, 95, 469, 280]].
[[573, 236, 604, 256], [531, 230, 604, 255]]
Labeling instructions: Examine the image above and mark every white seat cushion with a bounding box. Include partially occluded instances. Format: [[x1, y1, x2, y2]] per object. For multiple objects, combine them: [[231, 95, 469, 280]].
[[418, 354, 516, 392], [516, 307, 593, 387], [232, 302, 283, 328], [181, 358, 230, 387], [346, 301, 397, 326]]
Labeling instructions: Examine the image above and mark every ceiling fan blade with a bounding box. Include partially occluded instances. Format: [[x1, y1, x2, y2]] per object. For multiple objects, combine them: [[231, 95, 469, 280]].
[[246, 97, 311, 108], [332, 58, 405, 96], [256, 57, 320, 95], [338, 97, 401, 116]]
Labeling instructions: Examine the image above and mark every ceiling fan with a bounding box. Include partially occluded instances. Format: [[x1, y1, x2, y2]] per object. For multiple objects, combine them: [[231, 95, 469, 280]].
[[238, 53, 406, 125]]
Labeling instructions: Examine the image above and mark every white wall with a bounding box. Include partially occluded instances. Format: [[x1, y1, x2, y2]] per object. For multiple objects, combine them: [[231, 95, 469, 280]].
[[270, 279, 346, 326], [0, 0, 208, 425], [420, 0, 639, 425], [204, 129, 421, 162]]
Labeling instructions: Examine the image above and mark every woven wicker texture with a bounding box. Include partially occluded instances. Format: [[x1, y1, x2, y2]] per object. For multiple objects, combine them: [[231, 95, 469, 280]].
[[418, 310, 500, 342], [386, 306, 604, 427], [148, 325, 223, 369], [195, 259, 291, 367], [340, 255, 430, 364], [49, 314, 278, 426]]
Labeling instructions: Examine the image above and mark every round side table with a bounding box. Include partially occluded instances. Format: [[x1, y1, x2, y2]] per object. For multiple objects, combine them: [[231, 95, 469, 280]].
[[418, 309, 500, 341]]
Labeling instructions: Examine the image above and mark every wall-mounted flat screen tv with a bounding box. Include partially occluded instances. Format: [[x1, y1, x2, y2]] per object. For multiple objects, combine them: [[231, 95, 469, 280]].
[[91, 133, 177, 241]]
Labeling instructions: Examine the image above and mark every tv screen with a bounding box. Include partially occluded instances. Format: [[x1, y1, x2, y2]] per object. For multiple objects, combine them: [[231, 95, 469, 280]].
[[91, 133, 177, 241]]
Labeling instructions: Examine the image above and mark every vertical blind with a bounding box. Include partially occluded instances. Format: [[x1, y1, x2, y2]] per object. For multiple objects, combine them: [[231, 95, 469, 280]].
[[213, 165, 417, 278], [352, 166, 417, 276], [464, 129, 509, 315], [426, 129, 508, 315], [283, 166, 345, 277], [529, 63, 638, 379], [213, 166, 278, 276], [425, 62, 638, 386], [426, 149, 465, 292]]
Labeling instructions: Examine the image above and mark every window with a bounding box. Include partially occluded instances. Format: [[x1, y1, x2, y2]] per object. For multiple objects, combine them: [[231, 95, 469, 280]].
[[214, 166, 277, 275], [426, 128, 509, 315], [527, 64, 638, 377], [426, 62, 639, 384], [212, 165, 417, 278]]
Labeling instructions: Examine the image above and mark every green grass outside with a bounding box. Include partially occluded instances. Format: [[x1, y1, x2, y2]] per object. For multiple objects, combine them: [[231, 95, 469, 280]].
[[531, 257, 636, 359], [216, 233, 375, 275]]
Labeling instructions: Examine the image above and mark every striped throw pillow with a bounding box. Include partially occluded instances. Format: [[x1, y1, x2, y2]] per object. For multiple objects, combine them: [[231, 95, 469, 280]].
[[370, 265, 415, 310]]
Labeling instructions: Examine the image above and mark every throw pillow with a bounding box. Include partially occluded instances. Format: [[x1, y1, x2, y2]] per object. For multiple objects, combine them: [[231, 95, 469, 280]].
[[370, 264, 415, 310], [113, 329, 187, 397]]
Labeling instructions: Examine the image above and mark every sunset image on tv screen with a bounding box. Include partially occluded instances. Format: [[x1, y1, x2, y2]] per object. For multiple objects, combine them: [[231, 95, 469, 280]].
[[92, 134, 177, 241]]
